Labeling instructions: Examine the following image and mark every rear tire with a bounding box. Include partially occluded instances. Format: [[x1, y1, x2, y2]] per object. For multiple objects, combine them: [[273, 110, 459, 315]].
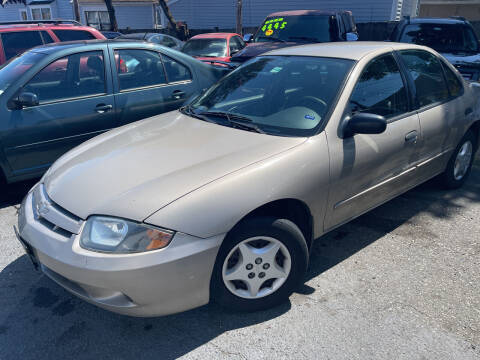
[[211, 217, 308, 312], [440, 131, 476, 189]]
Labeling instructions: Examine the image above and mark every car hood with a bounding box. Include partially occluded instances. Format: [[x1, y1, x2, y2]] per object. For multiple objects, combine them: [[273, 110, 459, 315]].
[[441, 52, 480, 68], [231, 42, 298, 62], [44, 111, 305, 222]]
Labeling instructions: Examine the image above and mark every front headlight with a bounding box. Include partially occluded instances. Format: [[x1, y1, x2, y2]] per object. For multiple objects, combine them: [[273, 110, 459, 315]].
[[80, 216, 174, 253]]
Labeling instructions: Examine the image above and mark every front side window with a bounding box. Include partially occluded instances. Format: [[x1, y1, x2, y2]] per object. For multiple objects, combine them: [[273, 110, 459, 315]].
[[162, 55, 191, 82], [441, 60, 464, 98], [1, 31, 44, 61], [400, 24, 479, 53], [229, 36, 243, 54], [182, 39, 227, 57], [114, 49, 166, 90], [399, 50, 449, 108], [53, 30, 96, 41], [253, 15, 334, 43], [23, 51, 106, 103], [31, 7, 51, 20], [349, 54, 408, 119], [190, 55, 354, 137]]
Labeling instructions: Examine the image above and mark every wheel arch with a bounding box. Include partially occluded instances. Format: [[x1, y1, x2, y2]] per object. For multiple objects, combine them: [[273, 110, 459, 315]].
[[230, 198, 314, 250]]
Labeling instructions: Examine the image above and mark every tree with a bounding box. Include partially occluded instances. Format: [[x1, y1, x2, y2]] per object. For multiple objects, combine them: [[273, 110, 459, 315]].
[[104, 0, 118, 31], [158, 0, 188, 40]]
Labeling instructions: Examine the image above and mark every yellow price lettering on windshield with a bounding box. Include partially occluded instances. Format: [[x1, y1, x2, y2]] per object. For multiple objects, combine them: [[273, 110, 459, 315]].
[[261, 18, 287, 34]]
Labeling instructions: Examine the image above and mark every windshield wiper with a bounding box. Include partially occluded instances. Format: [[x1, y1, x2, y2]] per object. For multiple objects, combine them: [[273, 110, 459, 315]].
[[256, 36, 286, 43], [180, 105, 217, 123], [287, 36, 321, 43], [198, 111, 266, 134]]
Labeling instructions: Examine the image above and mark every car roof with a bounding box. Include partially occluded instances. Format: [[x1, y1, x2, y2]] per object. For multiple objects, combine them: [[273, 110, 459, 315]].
[[190, 33, 238, 39], [27, 39, 151, 54], [0, 24, 98, 32], [267, 10, 346, 17], [265, 41, 429, 60], [402, 17, 468, 25]]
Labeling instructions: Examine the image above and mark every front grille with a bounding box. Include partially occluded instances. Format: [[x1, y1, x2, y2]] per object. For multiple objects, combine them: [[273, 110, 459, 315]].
[[32, 184, 83, 237]]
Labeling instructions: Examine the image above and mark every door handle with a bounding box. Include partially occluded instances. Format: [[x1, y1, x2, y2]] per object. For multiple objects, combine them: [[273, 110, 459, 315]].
[[405, 130, 418, 144], [95, 104, 113, 113], [465, 107, 473, 116], [171, 90, 186, 100]]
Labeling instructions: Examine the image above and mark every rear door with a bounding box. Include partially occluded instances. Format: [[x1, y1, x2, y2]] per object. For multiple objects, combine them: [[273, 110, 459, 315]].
[[3, 47, 117, 177], [324, 53, 421, 229], [398, 49, 465, 179], [111, 46, 197, 125]]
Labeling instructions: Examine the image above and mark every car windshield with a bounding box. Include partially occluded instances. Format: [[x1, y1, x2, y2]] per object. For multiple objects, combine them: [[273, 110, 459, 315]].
[[400, 24, 479, 53], [253, 15, 334, 43], [189, 55, 354, 137], [182, 39, 227, 57], [0, 52, 45, 94]]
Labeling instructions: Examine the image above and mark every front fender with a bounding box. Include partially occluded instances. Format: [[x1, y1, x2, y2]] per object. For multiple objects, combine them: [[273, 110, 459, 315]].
[[144, 134, 330, 239]]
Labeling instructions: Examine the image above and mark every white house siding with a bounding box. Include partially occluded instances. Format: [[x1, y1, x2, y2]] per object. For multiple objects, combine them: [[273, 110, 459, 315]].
[[168, 0, 401, 29], [0, 3, 26, 22]]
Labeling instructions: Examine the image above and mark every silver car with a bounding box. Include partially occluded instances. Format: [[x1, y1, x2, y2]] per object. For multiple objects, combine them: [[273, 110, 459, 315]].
[[16, 42, 479, 317]]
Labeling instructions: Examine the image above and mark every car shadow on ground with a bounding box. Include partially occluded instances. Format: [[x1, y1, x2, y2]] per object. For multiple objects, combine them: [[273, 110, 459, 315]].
[[0, 158, 479, 360], [0, 178, 37, 209]]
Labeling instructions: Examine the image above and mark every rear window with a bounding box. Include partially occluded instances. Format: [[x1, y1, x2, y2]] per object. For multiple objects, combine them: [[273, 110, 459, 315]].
[[1, 31, 44, 61], [400, 23, 479, 53], [53, 30, 96, 41]]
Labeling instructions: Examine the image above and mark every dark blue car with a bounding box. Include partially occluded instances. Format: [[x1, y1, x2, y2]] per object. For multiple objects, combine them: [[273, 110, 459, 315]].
[[0, 40, 226, 183]]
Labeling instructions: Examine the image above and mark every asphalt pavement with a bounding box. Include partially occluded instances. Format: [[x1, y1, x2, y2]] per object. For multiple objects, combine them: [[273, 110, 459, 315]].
[[0, 157, 479, 360]]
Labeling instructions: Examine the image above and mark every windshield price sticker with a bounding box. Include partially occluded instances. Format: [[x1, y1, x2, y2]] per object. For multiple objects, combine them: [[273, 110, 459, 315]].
[[261, 18, 288, 35]]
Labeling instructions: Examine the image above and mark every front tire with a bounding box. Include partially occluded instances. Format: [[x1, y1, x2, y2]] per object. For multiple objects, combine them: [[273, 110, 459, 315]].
[[440, 131, 476, 189], [211, 217, 308, 312]]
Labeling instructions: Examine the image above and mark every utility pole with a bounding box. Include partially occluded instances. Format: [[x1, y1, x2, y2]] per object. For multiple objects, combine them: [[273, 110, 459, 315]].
[[236, 0, 242, 35]]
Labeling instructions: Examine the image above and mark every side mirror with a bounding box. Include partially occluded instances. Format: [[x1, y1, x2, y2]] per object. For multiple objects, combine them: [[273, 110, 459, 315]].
[[346, 32, 359, 41], [14, 92, 39, 109], [243, 33, 253, 43], [343, 113, 387, 138]]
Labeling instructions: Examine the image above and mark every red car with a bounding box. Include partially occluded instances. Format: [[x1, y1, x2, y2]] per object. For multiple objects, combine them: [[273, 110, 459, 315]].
[[181, 32, 246, 66], [0, 20, 105, 65]]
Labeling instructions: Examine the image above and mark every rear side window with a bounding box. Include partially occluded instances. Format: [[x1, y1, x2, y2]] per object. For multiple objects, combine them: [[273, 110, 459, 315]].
[[23, 51, 106, 103], [53, 30, 96, 41], [441, 60, 464, 98], [349, 54, 408, 119], [161, 55, 192, 82], [114, 49, 167, 90], [399, 50, 449, 107], [40, 31, 55, 44], [1, 31, 43, 60]]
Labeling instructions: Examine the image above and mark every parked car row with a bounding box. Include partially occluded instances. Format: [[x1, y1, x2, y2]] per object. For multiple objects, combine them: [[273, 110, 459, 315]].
[[15, 42, 479, 317]]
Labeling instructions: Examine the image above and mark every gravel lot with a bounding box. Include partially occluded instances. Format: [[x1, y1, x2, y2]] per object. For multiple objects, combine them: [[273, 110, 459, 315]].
[[0, 156, 479, 360]]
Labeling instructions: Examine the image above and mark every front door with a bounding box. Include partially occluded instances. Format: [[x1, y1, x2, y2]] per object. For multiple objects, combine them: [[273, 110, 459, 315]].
[[324, 53, 421, 230], [111, 48, 197, 126], [3, 49, 116, 177]]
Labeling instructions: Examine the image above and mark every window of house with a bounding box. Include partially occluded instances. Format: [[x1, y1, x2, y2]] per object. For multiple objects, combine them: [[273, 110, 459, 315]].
[[1, 31, 44, 60], [349, 54, 409, 119], [399, 50, 450, 107], [85, 11, 111, 30], [52, 30, 96, 41], [31, 7, 51, 20], [115, 49, 167, 90], [20, 10, 27, 21]]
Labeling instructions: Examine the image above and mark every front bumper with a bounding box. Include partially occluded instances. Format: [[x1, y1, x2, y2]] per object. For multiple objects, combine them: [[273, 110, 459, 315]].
[[17, 188, 224, 317]]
